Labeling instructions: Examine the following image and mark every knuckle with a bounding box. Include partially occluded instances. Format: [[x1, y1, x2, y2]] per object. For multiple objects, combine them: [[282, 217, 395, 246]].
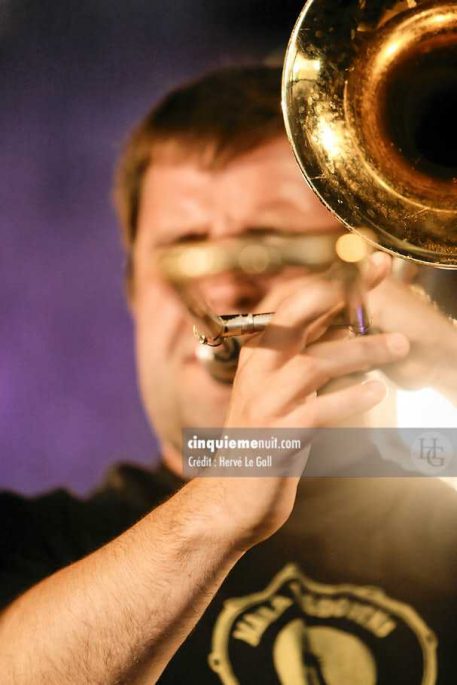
[[357, 342, 375, 371], [356, 337, 384, 370], [302, 401, 320, 428], [304, 357, 328, 386], [276, 280, 332, 319], [275, 294, 300, 320]]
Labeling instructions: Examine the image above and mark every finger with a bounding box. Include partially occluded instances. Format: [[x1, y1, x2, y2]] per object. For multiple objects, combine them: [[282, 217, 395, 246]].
[[368, 278, 437, 335], [243, 300, 345, 353], [238, 274, 328, 367], [253, 332, 409, 415], [253, 251, 389, 319], [253, 279, 345, 366], [306, 331, 410, 374], [303, 303, 346, 345], [254, 273, 324, 313], [240, 256, 390, 369], [284, 379, 386, 428], [362, 251, 392, 290]]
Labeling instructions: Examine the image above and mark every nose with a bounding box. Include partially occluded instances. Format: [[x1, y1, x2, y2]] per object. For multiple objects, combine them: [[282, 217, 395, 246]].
[[198, 273, 268, 314]]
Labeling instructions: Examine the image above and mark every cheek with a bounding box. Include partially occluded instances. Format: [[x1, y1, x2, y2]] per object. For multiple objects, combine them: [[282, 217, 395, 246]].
[[135, 278, 179, 327], [133, 279, 191, 363]]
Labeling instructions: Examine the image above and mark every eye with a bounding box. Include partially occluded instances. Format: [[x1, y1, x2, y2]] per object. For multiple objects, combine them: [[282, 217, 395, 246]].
[[175, 232, 209, 245], [244, 227, 286, 239], [151, 231, 209, 250]]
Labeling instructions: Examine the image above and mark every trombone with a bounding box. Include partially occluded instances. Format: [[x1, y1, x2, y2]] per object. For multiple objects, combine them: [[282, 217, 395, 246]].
[[158, 0, 457, 382]]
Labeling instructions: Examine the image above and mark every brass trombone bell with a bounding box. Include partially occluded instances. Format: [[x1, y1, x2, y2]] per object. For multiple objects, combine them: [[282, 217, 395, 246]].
[[282, 0, 457, 267]]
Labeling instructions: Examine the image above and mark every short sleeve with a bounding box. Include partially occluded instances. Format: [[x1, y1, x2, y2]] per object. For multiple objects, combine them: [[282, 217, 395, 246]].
[[0, 489, 83, 609]]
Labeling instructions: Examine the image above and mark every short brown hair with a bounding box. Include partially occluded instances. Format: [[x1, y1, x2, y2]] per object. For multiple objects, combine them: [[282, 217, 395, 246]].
[[114, 65, 284, 251]]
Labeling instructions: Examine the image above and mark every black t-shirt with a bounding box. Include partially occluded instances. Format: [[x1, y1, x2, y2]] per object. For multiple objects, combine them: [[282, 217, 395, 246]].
[[1, 462, 456, 684]]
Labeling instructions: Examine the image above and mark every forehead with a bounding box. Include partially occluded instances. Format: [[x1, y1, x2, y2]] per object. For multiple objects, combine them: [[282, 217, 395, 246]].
[[137, 137, 339, 242]]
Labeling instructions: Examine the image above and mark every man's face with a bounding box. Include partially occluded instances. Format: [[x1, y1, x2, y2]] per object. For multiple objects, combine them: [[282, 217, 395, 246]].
[[131, 137, 340, 464]]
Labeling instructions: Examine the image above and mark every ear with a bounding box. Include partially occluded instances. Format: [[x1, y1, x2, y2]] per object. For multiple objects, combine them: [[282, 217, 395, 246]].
[[124, 251, 137, 316]]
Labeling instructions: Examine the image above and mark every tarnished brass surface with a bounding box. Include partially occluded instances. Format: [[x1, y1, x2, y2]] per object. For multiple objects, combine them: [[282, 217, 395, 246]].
[[156, 232, 341, 284], [156, 232, 371, 355], [283, 0, 457, 266], [156, 232, 350, 348]]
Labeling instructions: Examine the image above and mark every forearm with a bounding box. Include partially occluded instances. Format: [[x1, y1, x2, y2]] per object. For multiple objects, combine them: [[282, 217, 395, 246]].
[[0, 479, 243, 685]]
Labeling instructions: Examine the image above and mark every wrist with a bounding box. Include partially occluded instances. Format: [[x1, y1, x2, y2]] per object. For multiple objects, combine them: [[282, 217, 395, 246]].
[[184, 475, 299, 552], [174, 478, 251, 556]]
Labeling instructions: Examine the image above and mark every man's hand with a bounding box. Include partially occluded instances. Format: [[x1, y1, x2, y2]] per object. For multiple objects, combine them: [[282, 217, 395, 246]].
[[367, 267, 457, 398], [209, 267, 410, 550]]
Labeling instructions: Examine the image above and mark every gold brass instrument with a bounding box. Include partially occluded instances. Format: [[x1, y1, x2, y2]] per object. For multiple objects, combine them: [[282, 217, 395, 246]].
[[158, 0, 457, 382], [157, 231, 372, 382], [283, 0, 457, 265]]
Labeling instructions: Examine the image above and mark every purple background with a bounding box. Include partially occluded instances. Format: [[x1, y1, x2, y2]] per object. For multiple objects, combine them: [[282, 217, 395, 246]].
[[2, 1, 455, 496], [0, 0, 305, 495]]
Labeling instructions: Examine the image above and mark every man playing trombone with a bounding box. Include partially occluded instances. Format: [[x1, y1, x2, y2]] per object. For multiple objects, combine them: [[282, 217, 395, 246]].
[[1, 66, 456, 684]]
